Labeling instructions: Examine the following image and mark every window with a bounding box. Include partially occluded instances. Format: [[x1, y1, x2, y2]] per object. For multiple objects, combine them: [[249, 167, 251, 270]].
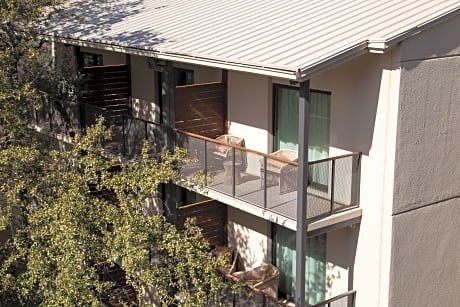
[[273, 85, 331, 186], [79, 52, 103, 68], [273, 225, 326, 304], [174, 68, 194, 86]]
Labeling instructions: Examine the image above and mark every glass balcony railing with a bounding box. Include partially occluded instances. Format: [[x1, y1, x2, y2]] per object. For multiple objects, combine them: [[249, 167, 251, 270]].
[[39, 104, 360, 222], [175, 130, 361, 222]]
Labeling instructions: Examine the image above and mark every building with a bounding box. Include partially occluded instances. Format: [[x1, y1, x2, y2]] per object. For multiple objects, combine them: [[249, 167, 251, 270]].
[[42, 1, 460, 306]]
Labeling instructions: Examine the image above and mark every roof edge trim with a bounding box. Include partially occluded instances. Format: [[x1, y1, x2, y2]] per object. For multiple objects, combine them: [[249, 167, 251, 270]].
[[385, 6, 460, 48], [53, 36, 299, 80], [296, 41, 369, 81]]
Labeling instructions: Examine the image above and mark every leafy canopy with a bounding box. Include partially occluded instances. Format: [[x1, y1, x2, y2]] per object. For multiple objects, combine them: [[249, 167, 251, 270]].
[[0, 119, 230, 306]]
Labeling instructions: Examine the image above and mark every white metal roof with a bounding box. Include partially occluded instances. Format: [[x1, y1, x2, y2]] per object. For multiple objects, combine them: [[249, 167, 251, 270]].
[[46, 0, 460, 79]]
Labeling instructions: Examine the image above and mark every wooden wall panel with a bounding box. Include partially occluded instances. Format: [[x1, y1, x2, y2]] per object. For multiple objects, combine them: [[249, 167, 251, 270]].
[[81, 64, 131, 119], [177, 200, 227, 247], [175, 83, 226, 138]]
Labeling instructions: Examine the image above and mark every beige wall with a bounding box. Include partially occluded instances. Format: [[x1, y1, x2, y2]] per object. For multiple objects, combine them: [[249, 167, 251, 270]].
[[311, 49, 401, 307], [224, 49, 402, 305], [131, 55, 158, 123], [227, 207, 271, 270], [227, 71, 272, 175], [326, 226, 359, 299], [174, 63, 222, 83]]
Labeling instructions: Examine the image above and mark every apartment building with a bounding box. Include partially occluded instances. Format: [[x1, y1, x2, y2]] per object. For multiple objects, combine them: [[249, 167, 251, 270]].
[[43, 1, 460, 306]]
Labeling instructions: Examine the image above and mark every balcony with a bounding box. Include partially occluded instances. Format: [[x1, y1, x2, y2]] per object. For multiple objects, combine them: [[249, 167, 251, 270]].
[[175, 130, 361, 222], [31, 102, 361, 224]]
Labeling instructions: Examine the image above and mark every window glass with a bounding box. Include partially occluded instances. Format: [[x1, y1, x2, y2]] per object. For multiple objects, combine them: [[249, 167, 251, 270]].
[[174, 68, 194, 86], [80, 52, 103, 67], [274, 225, 326, 304]]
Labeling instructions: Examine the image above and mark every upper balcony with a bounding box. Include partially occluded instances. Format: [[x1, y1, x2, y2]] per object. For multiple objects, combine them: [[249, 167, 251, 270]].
[[40, 100, 361, 225], [175, 129, 361, 224]]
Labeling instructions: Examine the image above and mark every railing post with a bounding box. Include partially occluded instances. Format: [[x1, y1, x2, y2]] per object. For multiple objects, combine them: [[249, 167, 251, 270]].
[[122, 115, 126, 156], [263, 156, 267, 209], [204, 140, 208, 186], [232, 147, 236, 196], [350, 154, 361, 206], [330, 159, 335, 214]]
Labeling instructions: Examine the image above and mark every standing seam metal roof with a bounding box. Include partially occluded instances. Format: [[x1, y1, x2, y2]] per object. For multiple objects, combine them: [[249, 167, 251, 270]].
[[46, 0, 460, 79]]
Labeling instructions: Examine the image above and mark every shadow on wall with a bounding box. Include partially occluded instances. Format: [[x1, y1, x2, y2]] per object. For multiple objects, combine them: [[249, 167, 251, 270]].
[[47, 0, 167, 48], [227, 209, 270, 271], [326, 224, 360, 295], [322, 54, 388, 156]]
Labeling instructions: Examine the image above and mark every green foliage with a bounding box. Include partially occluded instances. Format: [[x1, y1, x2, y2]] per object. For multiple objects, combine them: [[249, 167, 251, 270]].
[[0, 0, 69, 144], [0, 119, 230, 306]]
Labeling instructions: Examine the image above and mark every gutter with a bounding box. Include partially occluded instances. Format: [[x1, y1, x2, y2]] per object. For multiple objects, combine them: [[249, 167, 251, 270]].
[[52, 35, 299, 80]]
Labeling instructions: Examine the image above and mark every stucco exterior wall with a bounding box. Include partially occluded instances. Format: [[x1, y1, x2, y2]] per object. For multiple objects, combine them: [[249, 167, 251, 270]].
[[227, 207, 271, 270], [226, 50, 401, 305], [400, 13, 460, 62], [227, 71, 272, 175], [388, 200, 460, 306], [390, 15, 460, 306], [312, 50, 401, 307]]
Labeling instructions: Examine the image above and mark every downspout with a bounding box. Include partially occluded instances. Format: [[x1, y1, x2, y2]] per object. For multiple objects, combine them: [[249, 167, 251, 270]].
[[295, 80, 310, 307]]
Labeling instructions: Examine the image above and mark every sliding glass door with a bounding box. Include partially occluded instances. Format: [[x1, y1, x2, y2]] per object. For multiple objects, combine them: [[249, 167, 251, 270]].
[[274, 85, 331, 185], [274, 225, 326, 304]]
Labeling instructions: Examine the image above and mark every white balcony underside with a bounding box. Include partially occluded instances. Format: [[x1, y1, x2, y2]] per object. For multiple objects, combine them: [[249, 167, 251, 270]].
[[189, 169, 362, 233]]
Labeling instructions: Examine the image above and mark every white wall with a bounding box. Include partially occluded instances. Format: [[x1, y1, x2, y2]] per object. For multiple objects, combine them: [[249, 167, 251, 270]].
[[227, 71, 272, 175], [227, 207, 271, 270]]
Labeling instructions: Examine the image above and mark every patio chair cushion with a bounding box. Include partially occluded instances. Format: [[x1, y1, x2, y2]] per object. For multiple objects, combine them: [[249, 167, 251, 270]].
[[232, 263, 280, 298], [214, 135, 245, 155]]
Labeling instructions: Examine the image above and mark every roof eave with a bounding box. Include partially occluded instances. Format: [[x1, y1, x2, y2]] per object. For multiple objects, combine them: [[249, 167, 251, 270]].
[[52, 35, 299, 80]]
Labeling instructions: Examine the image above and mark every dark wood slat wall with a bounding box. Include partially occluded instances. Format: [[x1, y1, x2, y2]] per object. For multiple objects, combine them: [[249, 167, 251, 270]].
[[177, 200, 227, 247], [175, 83, 226, 139], [81, 65, 132, 118]]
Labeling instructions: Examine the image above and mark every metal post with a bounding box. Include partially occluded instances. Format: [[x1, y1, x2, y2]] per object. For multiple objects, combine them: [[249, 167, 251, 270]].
[[330, 160, 335, 214], [122, 115, 126, 156], [162, 61, 175, 152], [161, 61, 177, 224], [232, 147, 236, 196], [263, 156, 267, 208], [296, 80, 310, 307], [204, 140, 208, 186]]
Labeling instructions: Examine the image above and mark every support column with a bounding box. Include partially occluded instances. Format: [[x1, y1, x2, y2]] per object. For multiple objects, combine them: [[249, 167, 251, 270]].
[[161, 61, 177, 224], [296, 80, 310, 307], [161, 61, 175, 151]]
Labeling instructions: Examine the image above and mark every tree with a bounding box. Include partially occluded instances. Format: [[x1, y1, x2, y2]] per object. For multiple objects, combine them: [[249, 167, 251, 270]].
[[0, 1, 232, 305], [0, 0, 74, 144], [0, 119, 230, 306]]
